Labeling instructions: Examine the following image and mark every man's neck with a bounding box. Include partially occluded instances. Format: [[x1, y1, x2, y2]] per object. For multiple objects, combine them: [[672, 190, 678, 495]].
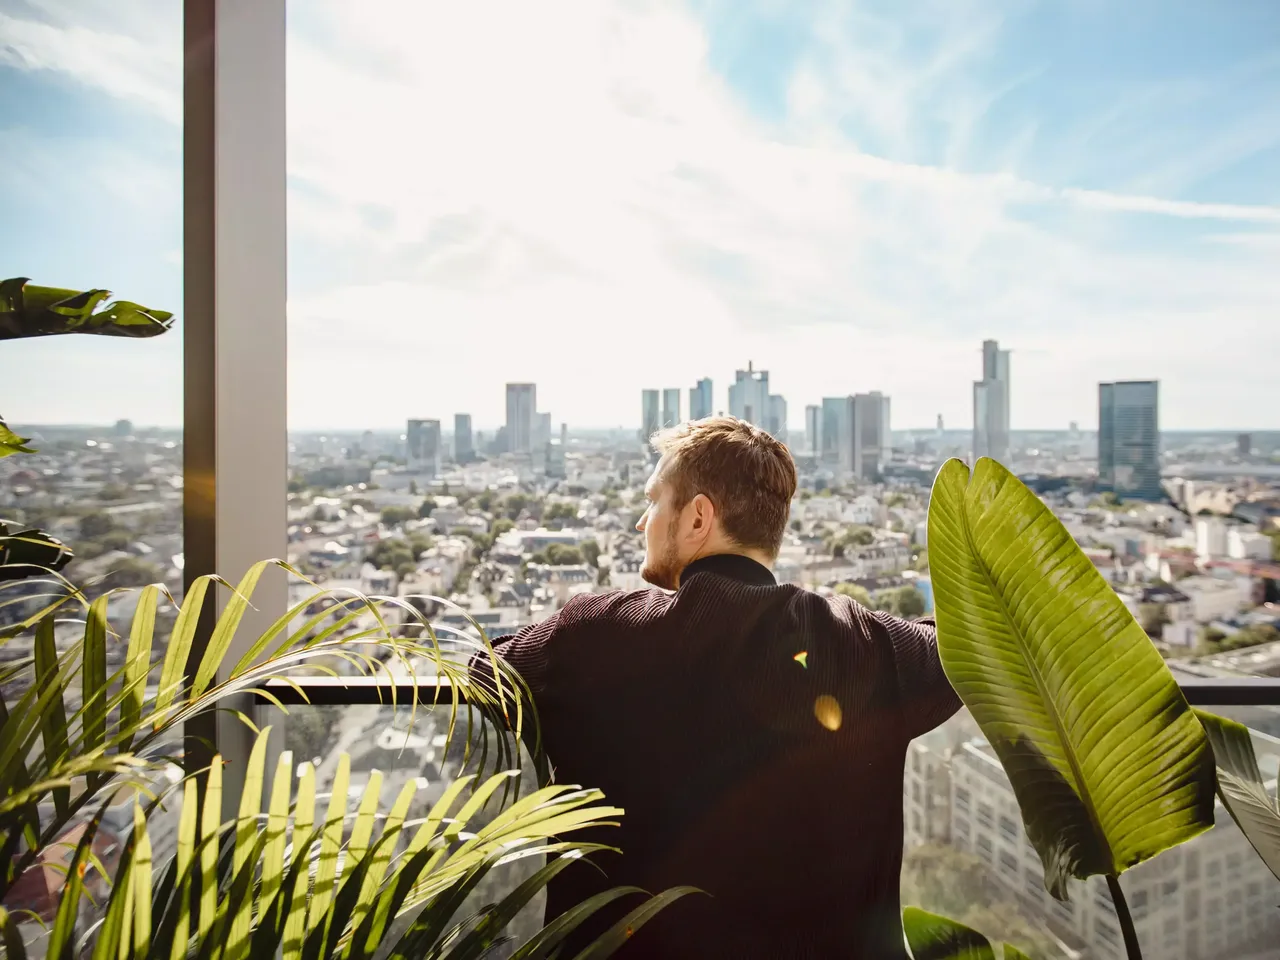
[[677, 548, 774, 587]]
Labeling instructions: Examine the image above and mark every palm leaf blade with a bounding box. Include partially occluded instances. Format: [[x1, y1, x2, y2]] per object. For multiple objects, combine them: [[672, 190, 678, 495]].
[[1196, 708, 1280, 881]]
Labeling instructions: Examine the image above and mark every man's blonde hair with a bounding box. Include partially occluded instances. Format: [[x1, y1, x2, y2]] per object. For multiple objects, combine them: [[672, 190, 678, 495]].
[[650, 416, 797, 557]]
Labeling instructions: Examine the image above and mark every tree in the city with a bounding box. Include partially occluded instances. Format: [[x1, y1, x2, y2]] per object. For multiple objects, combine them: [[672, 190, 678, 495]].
[[368, 538, 417, 572], [835, 582, 872, 607], [380, 505, 417, 526], [1137, 603, 1170, 637], [417, 496, 437, 519], [580, 539, 601, 568], [490, 517, 514, 537], [79, 511, 116, 540], [890, 585, 926, 618]]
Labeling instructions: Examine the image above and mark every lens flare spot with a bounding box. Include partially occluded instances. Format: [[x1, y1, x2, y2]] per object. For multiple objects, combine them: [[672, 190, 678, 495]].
[[814, 695, 842, 731], [793, 651, 808, 668]]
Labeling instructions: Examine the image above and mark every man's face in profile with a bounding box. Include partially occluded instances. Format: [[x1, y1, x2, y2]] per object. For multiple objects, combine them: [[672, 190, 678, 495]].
[[636, 457, 684, 590]]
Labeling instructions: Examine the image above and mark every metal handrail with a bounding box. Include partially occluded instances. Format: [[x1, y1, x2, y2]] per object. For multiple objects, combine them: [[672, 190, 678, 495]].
[[255, 675, 1280, 707]]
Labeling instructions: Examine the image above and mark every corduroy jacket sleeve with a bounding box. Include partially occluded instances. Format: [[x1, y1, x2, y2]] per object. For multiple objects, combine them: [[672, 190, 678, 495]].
[[874, 612, 962, 740], [468, 611, 560, 704]]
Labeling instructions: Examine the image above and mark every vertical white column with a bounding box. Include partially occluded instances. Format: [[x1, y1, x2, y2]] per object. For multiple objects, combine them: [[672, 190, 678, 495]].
[[185, 0, 287, 802]]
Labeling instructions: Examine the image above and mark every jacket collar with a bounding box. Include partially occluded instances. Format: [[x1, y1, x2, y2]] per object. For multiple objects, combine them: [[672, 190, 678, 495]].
[[680, 553, 777, 587]]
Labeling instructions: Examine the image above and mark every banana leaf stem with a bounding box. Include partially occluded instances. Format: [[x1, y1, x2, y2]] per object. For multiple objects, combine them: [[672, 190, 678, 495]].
[[1105, 873, 1143, 960]]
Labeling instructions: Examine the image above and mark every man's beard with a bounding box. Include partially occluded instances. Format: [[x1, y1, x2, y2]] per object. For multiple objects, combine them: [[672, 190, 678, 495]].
[[641, 527, 682, 591]]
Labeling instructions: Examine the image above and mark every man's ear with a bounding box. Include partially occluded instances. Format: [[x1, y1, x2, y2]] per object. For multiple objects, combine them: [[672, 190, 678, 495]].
[[687, 493, 716, 544]]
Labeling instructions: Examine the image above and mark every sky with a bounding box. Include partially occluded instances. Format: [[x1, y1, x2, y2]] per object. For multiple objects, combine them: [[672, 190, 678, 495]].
[[2, 0, 1279, 432]]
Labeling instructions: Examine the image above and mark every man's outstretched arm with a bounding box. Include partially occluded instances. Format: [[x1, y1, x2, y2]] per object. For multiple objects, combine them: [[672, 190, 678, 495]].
[[467, 613, 559, 705], [874, 611, 962, 739]]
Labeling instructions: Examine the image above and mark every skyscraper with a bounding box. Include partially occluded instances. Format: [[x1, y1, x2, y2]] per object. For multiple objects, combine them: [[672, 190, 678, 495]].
[[821, 397, 853, 472], [805, 404, 821, 458], [662, 388, 681, 428], [767, 394, 788, 443], [973, 339, 1011, 464], [689, 378, 714, 421], [853, 392, 890, 480], [453, 413, 473, 463], [406, 418, 441, 477], [728, 362, 769, 426], [505, 383, 536, 454], [1098, 380, 1161, 501], [534, 411, 552, 452], [641, 389, 660, 441]]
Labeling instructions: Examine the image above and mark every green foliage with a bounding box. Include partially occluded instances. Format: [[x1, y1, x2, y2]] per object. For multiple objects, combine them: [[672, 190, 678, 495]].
[[887, 585, 925, 618], [580, 539, 601, 568], [830, 525, 875, 549], [901, 847, 1061, 958], [0, 277, 175, 340], [929, 457, 1216, 955], [0, 418, 35, 458], [0, 519, 73, 580], [914, 549, 929, 572], [834, 582, 871, 607], [1196, 710, 1280, 882], [0, 562, 678, 955], [79, 511, 117, 539], [1196, 622, 1280, 656], [901, 907, 1034, 960], [368, 533, 434, 573], [380, 505, 417, 526], [544, 502, 578, 524], [491, 517, 515, 536], [503, 493, 531, 519], [1137, 603, 1170, 636], [418, 496, 438, 519], [529, 544, 583, 566]]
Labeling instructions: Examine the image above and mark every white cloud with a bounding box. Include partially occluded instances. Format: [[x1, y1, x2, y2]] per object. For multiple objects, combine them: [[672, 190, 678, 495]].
[[282, 0, 1280, 430], [4, 0, 1279, 430], [0, 1, 180, 122]]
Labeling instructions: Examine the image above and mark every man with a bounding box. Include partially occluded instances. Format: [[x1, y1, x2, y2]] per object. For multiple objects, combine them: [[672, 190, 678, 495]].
[[473, 417, 959, 958]]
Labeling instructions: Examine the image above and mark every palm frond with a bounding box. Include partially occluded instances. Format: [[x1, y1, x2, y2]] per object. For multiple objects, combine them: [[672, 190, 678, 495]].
[[0, 278, 174, 341]]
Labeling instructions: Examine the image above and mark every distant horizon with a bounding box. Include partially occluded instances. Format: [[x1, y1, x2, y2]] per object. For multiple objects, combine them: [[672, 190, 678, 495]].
[[12, 420, 1280, 438]]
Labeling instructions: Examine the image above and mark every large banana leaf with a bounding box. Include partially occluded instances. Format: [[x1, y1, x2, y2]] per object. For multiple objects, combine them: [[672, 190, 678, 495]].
[[0, 277, 174, 340], [927, 458, 1214, 898], [1196, 709, 1280, 881], [7, 729, 685, 960]]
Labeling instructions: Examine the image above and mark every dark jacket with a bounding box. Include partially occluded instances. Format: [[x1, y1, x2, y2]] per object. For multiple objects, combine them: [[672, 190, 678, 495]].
[[475, 553, 960, 958]]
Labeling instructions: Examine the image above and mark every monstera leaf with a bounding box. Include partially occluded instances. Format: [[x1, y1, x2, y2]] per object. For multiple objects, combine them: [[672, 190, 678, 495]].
[[927, 458, 1215, 900], [0, 277, 174, 340], [1197, 709, 1280, 881]]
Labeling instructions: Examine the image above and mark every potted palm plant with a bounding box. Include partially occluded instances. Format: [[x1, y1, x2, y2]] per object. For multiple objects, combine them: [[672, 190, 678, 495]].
[[0, 563, 692, 958]]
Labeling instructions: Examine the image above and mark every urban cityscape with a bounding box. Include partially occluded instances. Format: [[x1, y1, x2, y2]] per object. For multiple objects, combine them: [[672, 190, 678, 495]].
[[4, 336, 1280, 958]]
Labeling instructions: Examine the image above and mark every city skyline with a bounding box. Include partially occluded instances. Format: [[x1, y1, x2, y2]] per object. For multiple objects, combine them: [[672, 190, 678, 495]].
[[3, 1, 1280, 432]]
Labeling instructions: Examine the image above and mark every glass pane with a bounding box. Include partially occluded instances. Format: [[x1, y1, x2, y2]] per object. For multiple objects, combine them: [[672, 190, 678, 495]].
[[904, 708, 1280, 960], [0, 0, 184, 947], [272, 703, 546, 952], [0, 0, 185, 611]]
